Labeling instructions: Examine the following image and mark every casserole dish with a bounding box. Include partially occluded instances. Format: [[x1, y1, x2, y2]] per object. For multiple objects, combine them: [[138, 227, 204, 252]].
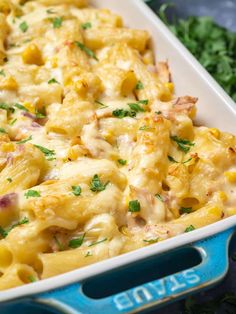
[[1, 0, 236, 313]]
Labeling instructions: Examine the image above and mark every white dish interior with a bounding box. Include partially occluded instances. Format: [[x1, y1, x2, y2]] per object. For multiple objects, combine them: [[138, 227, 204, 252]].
[[1, 0, 236, 303]]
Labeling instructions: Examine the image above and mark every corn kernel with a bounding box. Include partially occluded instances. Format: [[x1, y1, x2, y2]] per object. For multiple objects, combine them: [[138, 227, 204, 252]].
[[1, 142, 14, 152], [119, 225, 129, 236], [22, 44, 44, 66], [226, 208, 236, 216], [74, 80, 88, 97], [218, 191, 228, 202], [159, 87, 172, 102], [23, 102, 34, 113], [50, 57, 58, 68], [208, 206, 221, 217], [67, 146, 80, 161], [164, 82, 174, 94], [224, 171, 236, 183], [0, 76, 18, 90], [209, 128, 220, 139]]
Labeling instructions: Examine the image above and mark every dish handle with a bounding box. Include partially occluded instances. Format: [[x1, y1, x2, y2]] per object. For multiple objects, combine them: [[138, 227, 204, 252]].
[[34, 228, 234, 314]]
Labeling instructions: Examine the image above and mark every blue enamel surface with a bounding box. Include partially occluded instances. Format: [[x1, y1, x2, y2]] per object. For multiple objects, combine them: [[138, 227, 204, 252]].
[[27, 228, 234, 314], [1, 228, 234, 314]]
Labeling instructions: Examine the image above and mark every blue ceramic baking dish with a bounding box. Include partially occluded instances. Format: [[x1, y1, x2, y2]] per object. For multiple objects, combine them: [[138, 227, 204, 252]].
[[1, 0, 236, 313]]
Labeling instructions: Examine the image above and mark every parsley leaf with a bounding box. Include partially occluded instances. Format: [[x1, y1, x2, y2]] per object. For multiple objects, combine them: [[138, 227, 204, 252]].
[[185, 225, 195, 232], [28, 275, 36, 283], [46, 8, 56, 14], [0, 227, 7, 238], [139, 125, 152, 131], [0, 103, 14, 113], [52, 17, 62, 28], [0, 70, 5, 76], [16, 135, 32, 144], [34, 144, 56, 160], [128, 200, 141, 212], [157, 4, 236, 102], [180, 207, 192, 214], [155, 193, 163, 202], [48, 78, 59, 84], [85, 251, 92, 257], [75, 41, 98, 61], [118, 159, 127, 165], [14, 103, 29, 111], [10, 118, 17, 125], [90, 174, 109, 192], [168, 155, 192, 164], [0, 128, 7, 134], [24, 190, 41, 198], [128, 103, 145, 112], [53, 235, 64, 251], [7, 177, 12, 183], [112, 109, 136, 118], [95, 100, 108, 108], [135, 81, 144, 90], [72, 185, 82, 196], [69, 233, 86, 248], [88, 238, 107, 247], [143, 238, 159, 244], [81, 22, 92, 30], [19, 21, 28, 33], [171, 135, 195, 153]]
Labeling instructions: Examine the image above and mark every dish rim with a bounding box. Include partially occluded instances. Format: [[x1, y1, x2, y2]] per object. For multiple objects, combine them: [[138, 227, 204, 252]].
[[1, 0, 236, 302]]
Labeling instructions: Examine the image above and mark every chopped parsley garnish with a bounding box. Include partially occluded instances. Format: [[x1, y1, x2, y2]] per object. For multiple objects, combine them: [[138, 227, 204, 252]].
[[35, 109, 46, 119], [81, 22, 92, 30], [135, 81, 144, 90], [72, 185, 82, 196], [69, 233, 86, 248], [185, 225, 195, 233], [171, 135, 195, 153], [180, 207, 192, 214], [95, 100, 108, 108], [155, 111, 162, 115], [128, 103, 144, 112], [139, 125, 152, 131], [143, 238, 159, 244], [46, 9, 56, 14], [24, 190, 41, 199], [118, 159, 127, 165], [16, 135, 32, 144], [88, 238, 107, 247], [53, 235, 64, 251], [112, 109, 136, 118], [138, 99, 149, 105], [28, 275, 36, 283], [14, 103, 28, 111], [34, 144, 56, 160], [0, 103, 14, 113], [7, 177, 12, 183], [48, 78, 59, 84], [0, 217, 29, 238], [19, 21, 28, 33], [0, 227, 7, 238], [128, 200, 141, 212], [0, 128, 7, 134], [52, 17, 63, 28], [168, 155, 192, 164], [10, 118, 17, 125], [90, 174, 109, 192], [5, 217, 29, 236], [0, 70, 5, 76], [85, 251, 92, 257], [155, 193, 163, 202], [75, 41, 98, 61]]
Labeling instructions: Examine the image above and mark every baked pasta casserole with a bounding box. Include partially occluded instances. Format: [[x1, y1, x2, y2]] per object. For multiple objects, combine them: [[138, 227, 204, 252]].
[[0, 0, 235, 290]]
